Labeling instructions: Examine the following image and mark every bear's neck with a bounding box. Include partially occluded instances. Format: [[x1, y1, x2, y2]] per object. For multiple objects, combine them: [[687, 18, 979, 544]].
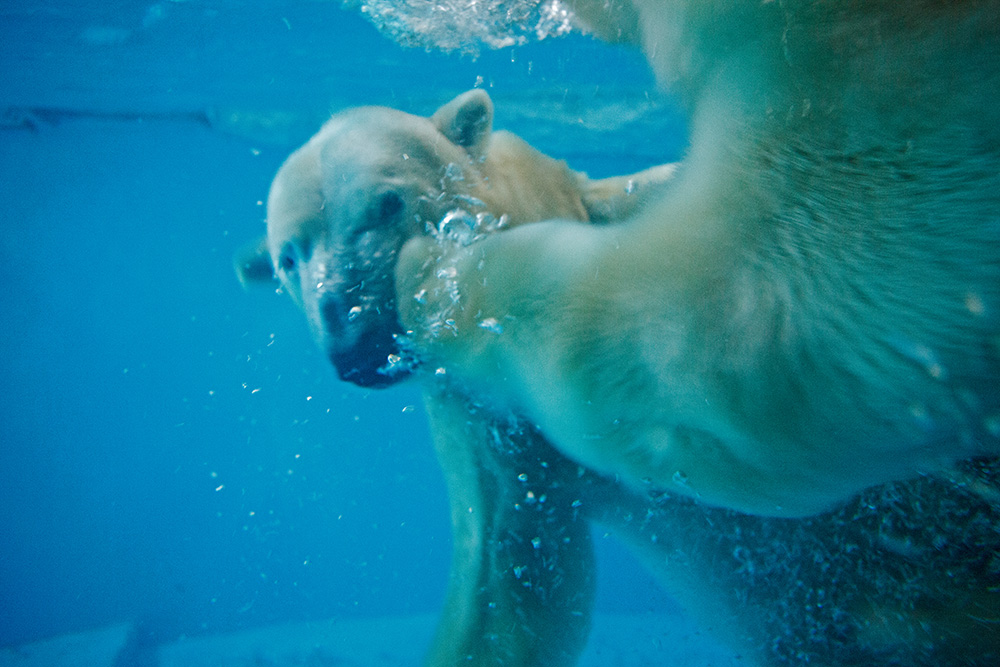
[[474, 131, 590, 226]]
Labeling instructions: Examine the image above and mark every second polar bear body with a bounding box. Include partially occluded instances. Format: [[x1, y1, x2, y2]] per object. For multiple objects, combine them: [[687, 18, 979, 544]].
[[398, 1, 1000, 516]]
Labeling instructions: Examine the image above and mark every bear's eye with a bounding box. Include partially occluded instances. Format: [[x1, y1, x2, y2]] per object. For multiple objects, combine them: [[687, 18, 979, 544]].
[[376, 191, 404, 222], [278, 242, 298, 273]]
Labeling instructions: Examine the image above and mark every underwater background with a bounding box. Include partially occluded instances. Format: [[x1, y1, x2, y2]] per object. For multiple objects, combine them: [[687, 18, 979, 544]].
[[0, 0, 692, 656]]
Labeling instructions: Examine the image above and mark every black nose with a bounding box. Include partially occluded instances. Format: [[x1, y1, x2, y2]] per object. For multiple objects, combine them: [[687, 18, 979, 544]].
[[317, 293, 410, 388], [329, 331, 405, 388], [318, 293, 347, 342]]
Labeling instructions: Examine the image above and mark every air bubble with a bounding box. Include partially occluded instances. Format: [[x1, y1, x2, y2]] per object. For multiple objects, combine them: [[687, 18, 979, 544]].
[[965, 292, 985, 315], [378, 350, 418, 379], [909, 403, 934, 430], [436, 266, 458, 279], [437, 209, 478, 244], [443, 162, 465, 183], [352, 0, 577, 56], [479, 317, 503, 334], [889, 336, 949, 380], [452, 194, 486, 209]]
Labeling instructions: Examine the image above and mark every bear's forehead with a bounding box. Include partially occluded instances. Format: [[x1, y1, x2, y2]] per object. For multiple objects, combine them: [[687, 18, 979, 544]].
[[320, 109, 425, 147], [317, 147, 435, 194], [316, 109, 462, 173]]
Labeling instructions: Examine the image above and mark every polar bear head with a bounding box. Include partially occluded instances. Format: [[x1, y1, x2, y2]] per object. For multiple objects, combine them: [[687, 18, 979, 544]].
[[236, 90, 660, 389], [239, 89, 598, 387], [243, 91, 500, 387]]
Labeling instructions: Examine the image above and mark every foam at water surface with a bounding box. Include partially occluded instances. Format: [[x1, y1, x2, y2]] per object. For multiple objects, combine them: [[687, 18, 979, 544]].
[[348, 0, 578, 54]]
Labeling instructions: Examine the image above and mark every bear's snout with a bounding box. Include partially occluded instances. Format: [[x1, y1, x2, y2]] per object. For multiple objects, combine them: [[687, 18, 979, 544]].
[[317, 291, 348, 342], [316, 291, 408, 389]]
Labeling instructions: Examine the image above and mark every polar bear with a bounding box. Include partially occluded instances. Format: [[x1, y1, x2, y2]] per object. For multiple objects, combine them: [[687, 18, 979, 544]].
[[235, 91, 678, 665], [238, 90, 1000, 664], [242, 89, 673, 388], [395, 0, 1000, 517]]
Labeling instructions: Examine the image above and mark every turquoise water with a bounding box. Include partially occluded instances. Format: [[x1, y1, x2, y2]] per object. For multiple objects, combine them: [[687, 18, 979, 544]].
[[0, 0, 686, 652]]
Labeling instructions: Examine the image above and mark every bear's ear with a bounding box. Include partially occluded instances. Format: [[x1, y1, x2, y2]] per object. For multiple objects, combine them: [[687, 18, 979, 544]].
[[234, 236, 277, 288], [431, 89, 493, 160]]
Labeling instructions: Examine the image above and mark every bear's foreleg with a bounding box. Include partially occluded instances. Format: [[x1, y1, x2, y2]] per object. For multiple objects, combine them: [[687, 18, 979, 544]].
[[422, 388, 596, 666]]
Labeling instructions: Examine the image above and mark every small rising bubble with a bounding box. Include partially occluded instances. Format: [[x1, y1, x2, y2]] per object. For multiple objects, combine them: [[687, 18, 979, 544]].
[[479, 317, 503, 334]]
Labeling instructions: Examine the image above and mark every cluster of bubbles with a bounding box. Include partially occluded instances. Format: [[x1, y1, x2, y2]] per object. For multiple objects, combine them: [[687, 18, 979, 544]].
[[431, 163, 509, 245], [379, 162, 512, 377], [411, 209, 488, 341], [344, 0, 579, 55]]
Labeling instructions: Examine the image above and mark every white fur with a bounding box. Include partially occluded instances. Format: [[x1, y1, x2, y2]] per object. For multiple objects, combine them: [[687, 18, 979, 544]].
[[398, 0, 1000, 516]]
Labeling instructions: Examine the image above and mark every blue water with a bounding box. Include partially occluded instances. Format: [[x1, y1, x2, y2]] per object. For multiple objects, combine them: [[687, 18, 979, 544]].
[[0, 1, 687, 650]]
